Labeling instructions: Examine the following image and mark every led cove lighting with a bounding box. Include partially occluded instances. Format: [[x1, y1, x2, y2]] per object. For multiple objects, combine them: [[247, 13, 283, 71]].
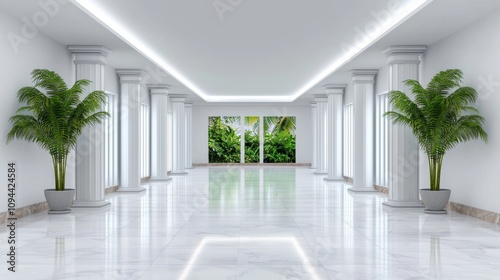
[[70, 0, 433, 102]]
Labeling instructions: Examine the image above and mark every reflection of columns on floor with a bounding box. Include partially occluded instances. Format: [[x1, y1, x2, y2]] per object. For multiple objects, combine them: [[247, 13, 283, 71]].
[[310, 101, 317, 169], [314, 95, 328, 174], [171, 95, 187, 175], [349, 70, 378, 192], [382, 45, 427, 208], [324, 85, 346, 181], [148, 84, 172, 181], [116, 69, 145, 192], [185, 102, 193, 169], [68, 45, 111, 208]]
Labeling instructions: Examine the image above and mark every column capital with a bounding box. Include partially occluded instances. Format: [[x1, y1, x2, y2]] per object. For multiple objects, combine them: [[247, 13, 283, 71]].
[[351, 69, 378, 84], [383, 45, 427, 65], [185, 102, 193, 108], [116, 69, 143, 84], [148, 84, 170, 95], [310, 101, 317, 107], [170, 94, 187, 102], [325, 84, 346, 95], [314, 94, 328, 102], [67, 45, 111, 65]]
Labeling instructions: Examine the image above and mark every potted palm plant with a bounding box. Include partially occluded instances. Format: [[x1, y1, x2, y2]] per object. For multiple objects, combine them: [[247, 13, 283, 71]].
[[385, 69, 488, 214], [7, 69, 109, 214]]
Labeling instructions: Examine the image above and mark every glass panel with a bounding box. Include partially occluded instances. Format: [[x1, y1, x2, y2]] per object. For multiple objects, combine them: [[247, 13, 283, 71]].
[[263, 116, 296, 163], [208, 116, 241, 163]]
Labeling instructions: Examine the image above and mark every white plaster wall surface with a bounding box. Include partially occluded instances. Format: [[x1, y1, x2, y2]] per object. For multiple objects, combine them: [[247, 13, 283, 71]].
[[0, 8, 74, 211], [420, 7, 500, 213], [192, 105, 312, 164]]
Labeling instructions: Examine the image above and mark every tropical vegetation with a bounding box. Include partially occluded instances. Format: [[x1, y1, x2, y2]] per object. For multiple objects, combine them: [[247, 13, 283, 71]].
[[7, 69, 109, 191], [208, 116, 296, 163], [384, 69, 487, 191]]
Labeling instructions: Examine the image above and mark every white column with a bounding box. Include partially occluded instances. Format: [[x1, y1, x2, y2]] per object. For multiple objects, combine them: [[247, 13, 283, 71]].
[[171, 96, 187, 174], [148, 84, 172, 181], [349, 70, 378, 192], [314, 96, 328, 174], [310, 102, 317, 169], [185, 102, 193, 169], [68, 45, 111, 208], [324, 85, 345, 181], [382, 45, 427, 207], [116, 70, 145, 192]]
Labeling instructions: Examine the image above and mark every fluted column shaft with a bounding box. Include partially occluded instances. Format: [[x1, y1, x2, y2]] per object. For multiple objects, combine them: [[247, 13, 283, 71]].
[[383, 45, 427, 207], [149, 84, 172, 181], [116, 70, 145, 192], [350, 70, 378, 192], [324, 85, 345, 181], [310, 102, 317, 169], [171, 96, 187, 174], [185, 102, 193, 169], [314, 96, 328, 174], [68, 45, 111, 208]]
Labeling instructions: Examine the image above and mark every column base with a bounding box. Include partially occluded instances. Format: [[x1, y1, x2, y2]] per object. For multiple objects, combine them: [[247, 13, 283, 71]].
[[170, 171, 188, 175], [149, 177, 172, 181], [383, 200, 424, 208], [314, 170, 327, 174], [116, 187, 146, 192], [309, 166, 316, 169], [324, 176, 344, 181], [72, 200, 110, 208], [349, 187, 377, 192], [185, 166, 194, 169]]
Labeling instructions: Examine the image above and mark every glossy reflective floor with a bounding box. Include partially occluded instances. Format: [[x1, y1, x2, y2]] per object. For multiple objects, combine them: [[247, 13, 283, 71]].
[[2, 167, 500, 279]]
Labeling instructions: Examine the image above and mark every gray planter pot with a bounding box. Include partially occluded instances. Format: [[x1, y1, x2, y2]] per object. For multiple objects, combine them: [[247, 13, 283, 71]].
[[44, 189, 75, 214], [420, 189, 451, 214]]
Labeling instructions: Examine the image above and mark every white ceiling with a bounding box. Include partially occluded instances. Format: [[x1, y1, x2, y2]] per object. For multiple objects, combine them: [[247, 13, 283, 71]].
[[2, 0, 500, 104]]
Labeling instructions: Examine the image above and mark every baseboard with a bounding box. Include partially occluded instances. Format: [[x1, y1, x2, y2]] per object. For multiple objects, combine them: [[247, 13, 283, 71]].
[[0, 185, 120, 224], [0, 201, 48, 224], [373, 184, 500, 224], [449, 201, 500, 225]]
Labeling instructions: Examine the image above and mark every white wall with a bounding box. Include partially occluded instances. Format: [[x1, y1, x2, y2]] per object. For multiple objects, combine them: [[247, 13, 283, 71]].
[[192, 104, 312, 164], [375, 65, 389, 94], [0, 8, 74, 212], [420, 7, 500, 213]]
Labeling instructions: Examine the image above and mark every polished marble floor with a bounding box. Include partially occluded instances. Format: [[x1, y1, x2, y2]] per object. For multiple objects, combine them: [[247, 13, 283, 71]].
[[1, 167, 500, 279]]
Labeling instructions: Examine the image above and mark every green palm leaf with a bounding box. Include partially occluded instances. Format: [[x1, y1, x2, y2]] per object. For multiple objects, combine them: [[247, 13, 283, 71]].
[[7, 69, 109, 191], [384, 69, 487, 191]]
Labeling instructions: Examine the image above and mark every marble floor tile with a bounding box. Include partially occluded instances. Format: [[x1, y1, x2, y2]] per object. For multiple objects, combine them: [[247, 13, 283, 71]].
[[2, 167, 500, 279]]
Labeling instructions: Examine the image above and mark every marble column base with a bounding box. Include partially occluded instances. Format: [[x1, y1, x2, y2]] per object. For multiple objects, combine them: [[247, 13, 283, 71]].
[[314, 170, 328, 175], [72, 200, 110, 208], [382, 200, 424, 208], [149, 177, 172, 181], [349, 187, 377, 192], [324, 176, 344, 181], [116, 187, 146, 192], [170, 171, 188, 175]]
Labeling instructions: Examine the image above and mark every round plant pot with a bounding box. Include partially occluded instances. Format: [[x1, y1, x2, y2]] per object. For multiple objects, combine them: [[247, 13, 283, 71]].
[[44, 189, 75, 214], [420, 189, 451, 214]]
